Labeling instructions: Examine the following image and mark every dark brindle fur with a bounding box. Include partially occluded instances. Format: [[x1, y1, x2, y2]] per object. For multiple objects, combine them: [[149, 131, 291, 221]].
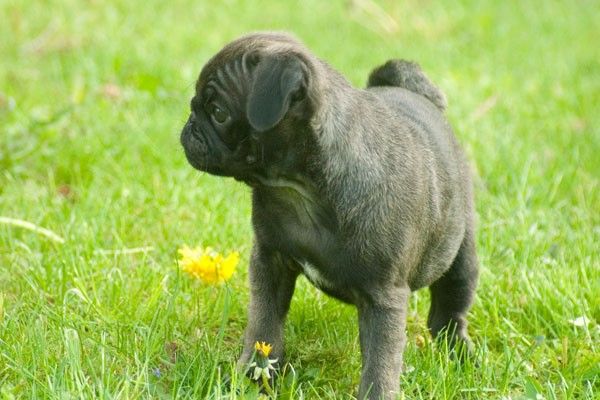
[[180, 32, 478, 399]]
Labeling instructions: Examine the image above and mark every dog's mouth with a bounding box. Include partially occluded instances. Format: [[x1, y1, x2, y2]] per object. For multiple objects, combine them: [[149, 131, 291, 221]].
[[181, 127, 237, 178], [188, 125, 205, 143], [180, 119, 264, 180], [181, 126, 207, 164]]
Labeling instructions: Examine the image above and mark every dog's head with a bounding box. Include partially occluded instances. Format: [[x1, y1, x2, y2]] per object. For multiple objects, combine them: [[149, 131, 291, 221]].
[[180, 32, 321, 181]]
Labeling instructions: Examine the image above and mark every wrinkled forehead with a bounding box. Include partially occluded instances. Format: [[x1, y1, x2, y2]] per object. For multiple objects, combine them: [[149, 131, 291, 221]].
[[195, 33, 303, 94], [196, 54, 253, 105], [196, 48, 248, 93]]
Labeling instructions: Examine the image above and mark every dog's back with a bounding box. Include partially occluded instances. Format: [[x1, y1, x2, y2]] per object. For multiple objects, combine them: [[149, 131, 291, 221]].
[[366, 59, 453, 157]]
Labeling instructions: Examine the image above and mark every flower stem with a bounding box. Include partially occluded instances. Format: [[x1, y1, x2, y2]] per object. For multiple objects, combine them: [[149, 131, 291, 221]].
[[261, 374, 275, 397]]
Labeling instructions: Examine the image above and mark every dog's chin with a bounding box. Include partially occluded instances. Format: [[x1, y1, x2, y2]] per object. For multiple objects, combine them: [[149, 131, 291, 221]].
[[182, 147, 234, 177], [182, 149, 227, 176], [184, 153, 208, 172], [181, 128, 211, 171]]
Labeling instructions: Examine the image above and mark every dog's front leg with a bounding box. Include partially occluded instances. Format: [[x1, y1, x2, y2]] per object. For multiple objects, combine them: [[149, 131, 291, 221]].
[[357, 286, 410, 400], [238, 247, 298, 369]]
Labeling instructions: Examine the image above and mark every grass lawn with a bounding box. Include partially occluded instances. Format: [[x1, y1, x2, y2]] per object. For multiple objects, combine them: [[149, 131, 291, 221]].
[[1, 0, 598, 398]]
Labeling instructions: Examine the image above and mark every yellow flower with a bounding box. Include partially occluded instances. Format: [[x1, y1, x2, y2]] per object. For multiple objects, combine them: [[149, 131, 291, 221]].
[[254, 341, 273, 358], [178, 245, 239, 284], [250, 341, 278, 383]]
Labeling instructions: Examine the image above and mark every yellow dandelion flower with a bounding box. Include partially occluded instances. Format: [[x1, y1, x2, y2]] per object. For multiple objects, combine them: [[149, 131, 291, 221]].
[[178, 245, 239, 284], [254, 341, 273, 358], [250, 341, 278, 386]]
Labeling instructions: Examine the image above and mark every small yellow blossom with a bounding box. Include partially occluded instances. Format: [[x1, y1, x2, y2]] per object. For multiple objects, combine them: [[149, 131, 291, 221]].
[[178, 245, 239, 284], [254, 341, 273, 358], [250, 341, 278, 384]]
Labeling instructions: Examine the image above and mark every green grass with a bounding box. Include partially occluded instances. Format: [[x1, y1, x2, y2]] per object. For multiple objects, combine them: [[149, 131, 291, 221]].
[[1, 0, 598, 398]]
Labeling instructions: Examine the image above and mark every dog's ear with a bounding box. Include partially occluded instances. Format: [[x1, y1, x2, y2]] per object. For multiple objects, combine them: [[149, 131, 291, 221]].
[[247, 54, 304, 132]]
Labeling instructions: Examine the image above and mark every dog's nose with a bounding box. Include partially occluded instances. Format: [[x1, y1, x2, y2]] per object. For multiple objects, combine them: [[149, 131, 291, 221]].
[[185, 114, 202, 138]]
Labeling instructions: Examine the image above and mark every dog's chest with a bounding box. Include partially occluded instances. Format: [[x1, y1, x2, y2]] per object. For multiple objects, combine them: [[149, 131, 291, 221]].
[[253, 181, 344, 289]]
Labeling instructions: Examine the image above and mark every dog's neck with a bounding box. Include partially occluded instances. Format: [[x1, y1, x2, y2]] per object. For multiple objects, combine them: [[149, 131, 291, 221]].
[[240, 61, 359, 223], [241, 119, 324, 199], [249, 169, 319, 203], [242, 135, 335, 228]]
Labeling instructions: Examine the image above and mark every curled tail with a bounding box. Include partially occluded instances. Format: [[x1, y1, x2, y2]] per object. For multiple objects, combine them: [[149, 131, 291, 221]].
[[367, 59, 447, 111]]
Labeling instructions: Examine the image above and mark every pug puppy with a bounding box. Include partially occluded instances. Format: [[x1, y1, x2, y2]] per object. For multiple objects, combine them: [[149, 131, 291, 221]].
[[180, 32, 478, 399]]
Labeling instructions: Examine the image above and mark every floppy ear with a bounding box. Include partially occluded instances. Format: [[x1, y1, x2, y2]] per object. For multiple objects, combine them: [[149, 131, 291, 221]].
[[247, 54, 304, 132]]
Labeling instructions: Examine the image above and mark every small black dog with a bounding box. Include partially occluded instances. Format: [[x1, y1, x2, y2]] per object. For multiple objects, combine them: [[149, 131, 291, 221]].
[[180, 32, 478, 399]]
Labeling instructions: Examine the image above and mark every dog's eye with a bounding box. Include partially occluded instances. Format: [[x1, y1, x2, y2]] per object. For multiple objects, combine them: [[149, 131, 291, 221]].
[[210, 104, 229, 124]]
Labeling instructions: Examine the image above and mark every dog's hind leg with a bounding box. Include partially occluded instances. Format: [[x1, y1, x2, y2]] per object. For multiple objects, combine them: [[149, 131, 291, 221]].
[[427, 228, 479, 353]]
